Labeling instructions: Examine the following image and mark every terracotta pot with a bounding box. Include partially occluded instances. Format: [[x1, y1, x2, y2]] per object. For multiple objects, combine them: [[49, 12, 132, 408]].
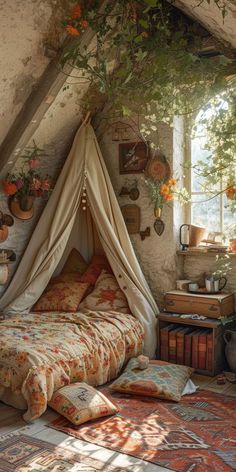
[[230, 238, 236, 253], [224, 330, 236, 373]]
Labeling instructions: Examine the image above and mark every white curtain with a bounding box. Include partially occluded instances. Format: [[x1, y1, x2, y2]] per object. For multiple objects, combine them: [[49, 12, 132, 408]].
[[0, 123, 158, 357]]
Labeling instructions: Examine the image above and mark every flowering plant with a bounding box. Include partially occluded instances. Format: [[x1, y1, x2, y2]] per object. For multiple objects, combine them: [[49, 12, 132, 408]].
[[2, 142, 51, 200], [144, 177, 177, 211], [63, 4, 89, 38]]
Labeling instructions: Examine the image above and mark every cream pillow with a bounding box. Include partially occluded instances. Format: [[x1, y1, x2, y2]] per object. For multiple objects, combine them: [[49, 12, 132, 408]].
[[79, 270, 130, 313], [48, 382, 118, 425]]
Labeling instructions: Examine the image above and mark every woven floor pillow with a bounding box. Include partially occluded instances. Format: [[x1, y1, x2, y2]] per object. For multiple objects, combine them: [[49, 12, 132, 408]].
[[110, 358, 193, 402], [48, 382, 118, 425]]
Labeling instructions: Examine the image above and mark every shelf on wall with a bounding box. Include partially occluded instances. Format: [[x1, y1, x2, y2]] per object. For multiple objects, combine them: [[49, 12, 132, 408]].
[[177, 249, 236, 257]]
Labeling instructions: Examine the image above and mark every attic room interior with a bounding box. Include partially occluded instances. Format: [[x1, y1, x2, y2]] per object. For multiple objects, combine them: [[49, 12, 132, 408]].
[[0, 0, 236, 471]]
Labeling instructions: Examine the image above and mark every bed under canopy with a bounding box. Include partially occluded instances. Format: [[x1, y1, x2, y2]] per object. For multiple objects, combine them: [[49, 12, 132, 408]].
[[0, 121, 158, 357]]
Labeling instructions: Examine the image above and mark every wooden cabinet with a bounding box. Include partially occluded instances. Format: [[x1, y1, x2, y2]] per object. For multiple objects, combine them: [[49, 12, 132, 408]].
[[157, 313, 235, 376]]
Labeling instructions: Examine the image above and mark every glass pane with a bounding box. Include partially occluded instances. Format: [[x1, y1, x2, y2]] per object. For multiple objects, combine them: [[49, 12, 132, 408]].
[[191, 194, 221, 233], [223, 194, 236, 239], [191, 136, 210, 192]]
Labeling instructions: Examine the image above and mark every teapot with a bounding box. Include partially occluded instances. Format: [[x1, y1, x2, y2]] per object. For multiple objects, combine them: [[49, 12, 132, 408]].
[[205, 274, 227, 293]]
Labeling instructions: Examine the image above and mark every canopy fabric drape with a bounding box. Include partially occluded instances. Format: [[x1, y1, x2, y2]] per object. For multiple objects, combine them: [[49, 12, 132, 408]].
[[0, 122, 158, 357]]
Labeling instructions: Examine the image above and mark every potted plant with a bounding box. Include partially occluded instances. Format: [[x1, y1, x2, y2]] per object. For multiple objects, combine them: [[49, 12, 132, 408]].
[[2, 142, 51, 220]]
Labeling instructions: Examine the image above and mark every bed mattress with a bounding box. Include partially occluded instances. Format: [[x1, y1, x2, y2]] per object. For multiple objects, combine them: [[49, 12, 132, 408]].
[[0, 310, 143, 421]]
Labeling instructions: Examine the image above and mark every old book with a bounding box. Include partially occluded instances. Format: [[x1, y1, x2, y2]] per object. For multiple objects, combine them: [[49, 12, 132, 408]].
[[192, 329, 202, 369], [160, 324, 177, 361], [176, 327, 192, 365], [206, 331, 213, 371], [198, 328, 211, 370], [184, 329, 196, 366], [169, 327, 183, 364]]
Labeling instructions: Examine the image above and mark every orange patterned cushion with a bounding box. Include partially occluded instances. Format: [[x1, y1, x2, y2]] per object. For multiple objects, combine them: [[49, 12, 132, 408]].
[[79, 254, 112, 285], [48, 382, 118, 425], [61, 248, 88, 275], [33, 276, 89, 312], [79, 270, 130, 313]]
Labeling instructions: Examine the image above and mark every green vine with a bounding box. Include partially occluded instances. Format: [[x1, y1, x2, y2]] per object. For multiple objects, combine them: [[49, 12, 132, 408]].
[[61, 0, 235, 213]]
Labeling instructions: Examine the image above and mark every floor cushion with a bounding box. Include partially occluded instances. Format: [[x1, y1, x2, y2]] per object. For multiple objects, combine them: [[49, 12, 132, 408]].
[[48, 382, 118, 425], [110, 358, 193, 402]]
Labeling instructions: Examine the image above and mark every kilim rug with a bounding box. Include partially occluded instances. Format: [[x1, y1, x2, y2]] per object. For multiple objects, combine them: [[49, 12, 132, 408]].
[[0, 432, 124, 471], [49, 387, 236, 472]]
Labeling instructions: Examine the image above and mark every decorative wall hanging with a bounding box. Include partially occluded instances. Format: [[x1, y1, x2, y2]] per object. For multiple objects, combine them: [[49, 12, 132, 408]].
[[140, 227, 150, 241], [144, 152, 176, 236], [119, 179, 140, 201], [121, 205, 140, 234], [2, 141, 52, 221], [119, 141, 150, 174], [0, 211, 14, 242], [0, 265, 9, 285], [145, 152, 171, 182], [0, 249, 16, 263], [112, 122, 132, 141]]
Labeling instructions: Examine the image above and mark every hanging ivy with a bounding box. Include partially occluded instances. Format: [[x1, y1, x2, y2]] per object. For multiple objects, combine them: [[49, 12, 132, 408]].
[[61, 0, 235, 209]]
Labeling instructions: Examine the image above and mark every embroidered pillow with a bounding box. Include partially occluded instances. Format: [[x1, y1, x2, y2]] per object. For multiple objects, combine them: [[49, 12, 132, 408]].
[[110, 358, 193, 402], [79, 270, 130, 313], [61, 248, 88, 275], [48, 382, 118, 425], [79, 254, 112, 285], [33, 277, 89, 312]]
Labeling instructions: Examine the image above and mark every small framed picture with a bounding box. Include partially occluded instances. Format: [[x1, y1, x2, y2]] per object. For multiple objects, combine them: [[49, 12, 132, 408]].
[[119, 141, 150, 174]]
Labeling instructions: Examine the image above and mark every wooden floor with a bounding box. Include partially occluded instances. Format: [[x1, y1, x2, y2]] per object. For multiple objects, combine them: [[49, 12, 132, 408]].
[[1, 374, 236, 472]]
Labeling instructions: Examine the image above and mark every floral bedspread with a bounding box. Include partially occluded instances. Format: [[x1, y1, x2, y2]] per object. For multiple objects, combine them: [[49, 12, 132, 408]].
[[0, 311, 144, 421]]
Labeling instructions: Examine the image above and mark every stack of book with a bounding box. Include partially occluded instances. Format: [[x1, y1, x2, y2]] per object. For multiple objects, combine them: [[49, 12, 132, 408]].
[[160, 324, 213, 371]]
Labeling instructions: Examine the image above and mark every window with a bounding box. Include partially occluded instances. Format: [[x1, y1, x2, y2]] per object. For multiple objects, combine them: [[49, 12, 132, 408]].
[[188, 98, 235, 240]]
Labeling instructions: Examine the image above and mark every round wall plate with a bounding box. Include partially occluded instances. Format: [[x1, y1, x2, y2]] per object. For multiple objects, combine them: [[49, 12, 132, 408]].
[[145, 152, 171, 182]]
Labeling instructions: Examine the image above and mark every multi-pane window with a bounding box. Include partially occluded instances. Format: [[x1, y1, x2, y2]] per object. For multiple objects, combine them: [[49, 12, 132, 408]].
[[189, 102, 235, 239]]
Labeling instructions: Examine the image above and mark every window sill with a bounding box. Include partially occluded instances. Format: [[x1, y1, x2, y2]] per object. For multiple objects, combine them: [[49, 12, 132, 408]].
[[177, 249, 236, 257]]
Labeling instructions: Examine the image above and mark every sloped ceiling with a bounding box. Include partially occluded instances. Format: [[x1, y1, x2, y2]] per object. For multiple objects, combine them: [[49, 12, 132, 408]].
[[172, 0, 236, 50]]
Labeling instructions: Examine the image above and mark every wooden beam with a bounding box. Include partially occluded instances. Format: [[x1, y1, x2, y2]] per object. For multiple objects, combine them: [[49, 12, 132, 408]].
[[0, 0, 110, 176]]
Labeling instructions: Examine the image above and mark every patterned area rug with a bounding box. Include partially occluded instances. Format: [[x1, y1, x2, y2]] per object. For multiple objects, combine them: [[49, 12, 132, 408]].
[[0, 433, 123, 471], [49, 387, 236, 472]]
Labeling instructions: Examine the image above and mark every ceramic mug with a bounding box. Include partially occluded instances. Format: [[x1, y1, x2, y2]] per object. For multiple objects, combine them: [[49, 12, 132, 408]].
[[188, 282, 199, 292]]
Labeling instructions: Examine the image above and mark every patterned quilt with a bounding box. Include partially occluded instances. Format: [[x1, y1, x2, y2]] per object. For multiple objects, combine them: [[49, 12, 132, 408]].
[[0, 311, 144, 421]]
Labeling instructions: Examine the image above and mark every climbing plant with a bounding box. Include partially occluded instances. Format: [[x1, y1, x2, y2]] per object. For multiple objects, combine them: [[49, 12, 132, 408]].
[[61, 0, 235, 208]]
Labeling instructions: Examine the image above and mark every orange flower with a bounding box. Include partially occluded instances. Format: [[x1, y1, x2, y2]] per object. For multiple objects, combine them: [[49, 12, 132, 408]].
[[160, 184, 170, 195], [141, 31, 149, 38], [71, 4, 82, 19], [164, 193, 173, 201], [66, 25, 81, 36], [2, 180, 17, 195], [226, 187, 236, 200], [167, 178, 176, 187], [80, 20, 89, 29]]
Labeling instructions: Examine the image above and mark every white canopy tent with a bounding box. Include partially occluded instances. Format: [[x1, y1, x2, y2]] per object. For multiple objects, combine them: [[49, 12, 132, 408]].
[[0, 122, 158, 357]]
